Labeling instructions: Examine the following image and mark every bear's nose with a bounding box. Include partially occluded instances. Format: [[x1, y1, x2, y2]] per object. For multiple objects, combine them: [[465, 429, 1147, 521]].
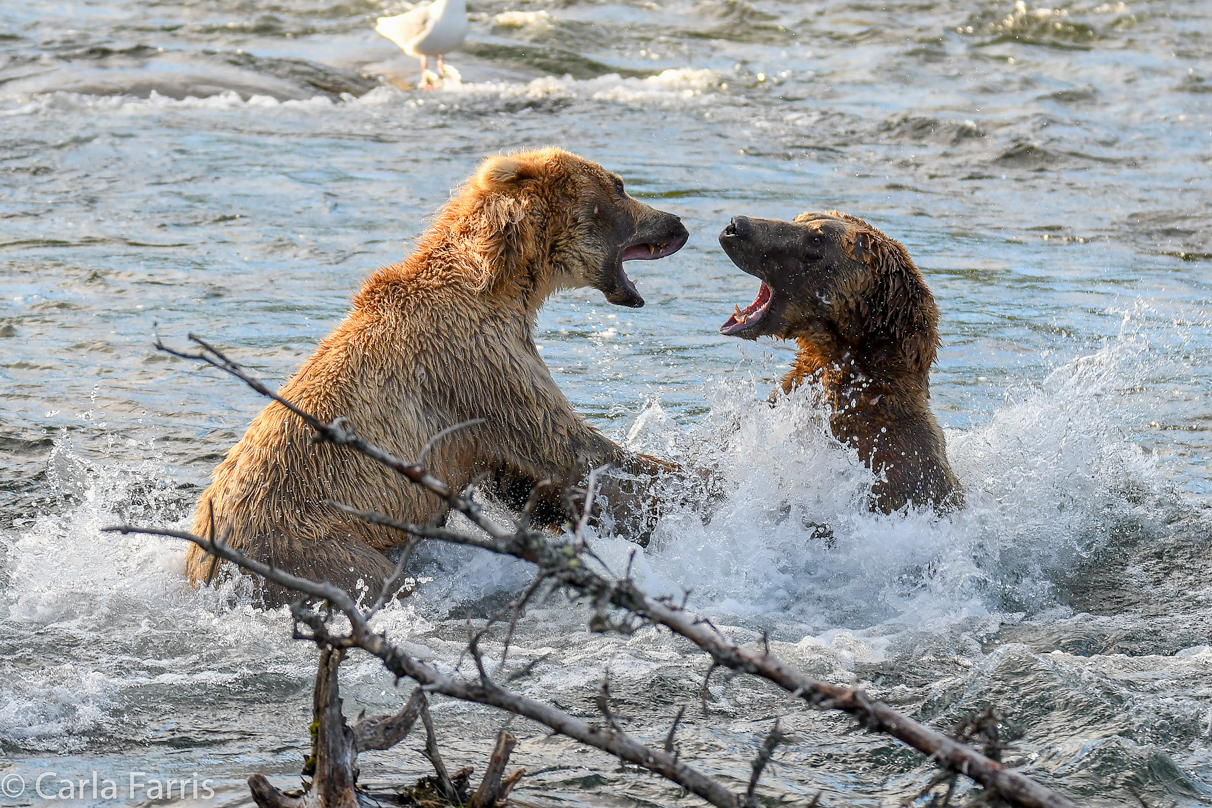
[[724, 216, 752, 239]]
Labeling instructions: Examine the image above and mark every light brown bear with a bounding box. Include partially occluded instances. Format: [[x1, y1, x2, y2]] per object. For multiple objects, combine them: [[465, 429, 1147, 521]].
[[717, 211, 962, 513], [186, 148, 688, 600]]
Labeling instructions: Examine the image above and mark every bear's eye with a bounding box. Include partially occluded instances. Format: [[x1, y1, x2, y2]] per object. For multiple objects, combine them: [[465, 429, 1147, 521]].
[[612, 176, 625, 196]]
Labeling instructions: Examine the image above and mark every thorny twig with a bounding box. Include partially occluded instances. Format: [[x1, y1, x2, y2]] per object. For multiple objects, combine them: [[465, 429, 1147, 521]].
[[664, 704, 686, 755], [700, 662, 719, 717], [595, 670, 623, 732], [367, 535, 420, 619], [109, 521, 745, 808], [417, 418, 485, 466], [902, 769, 958, 808], [460, 569, 550, 675], [745, 719, 787, 808], [575, 465, 605, 541], [505, 652, 551, 683], [498, 572, 549, 671]]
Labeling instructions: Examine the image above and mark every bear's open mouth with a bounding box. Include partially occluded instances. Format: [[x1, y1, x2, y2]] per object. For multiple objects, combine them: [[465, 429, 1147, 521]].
[[721, 282, 772, 337], [606, 234, 689, 308]]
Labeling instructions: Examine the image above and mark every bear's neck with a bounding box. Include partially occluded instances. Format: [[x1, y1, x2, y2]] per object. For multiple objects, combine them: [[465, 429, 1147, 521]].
[[782, 334, 960, 514], [354, 239, 551, 321], [782, 335, 931, 416]]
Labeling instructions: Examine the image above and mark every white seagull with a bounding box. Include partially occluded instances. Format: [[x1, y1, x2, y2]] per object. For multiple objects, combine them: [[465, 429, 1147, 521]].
[[375, 0, 469, 89]]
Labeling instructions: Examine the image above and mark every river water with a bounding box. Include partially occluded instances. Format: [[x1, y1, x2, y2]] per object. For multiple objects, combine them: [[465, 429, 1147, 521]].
[[2, 0, 1211, 805]]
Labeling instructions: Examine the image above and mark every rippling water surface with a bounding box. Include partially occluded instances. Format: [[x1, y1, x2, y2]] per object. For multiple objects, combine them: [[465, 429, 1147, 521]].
[[2, 0, 1212, 805]]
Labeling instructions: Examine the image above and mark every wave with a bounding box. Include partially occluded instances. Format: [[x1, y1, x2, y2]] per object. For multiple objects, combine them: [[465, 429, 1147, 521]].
[[0, 66, 725, 118], [0, 49, 379, 103]]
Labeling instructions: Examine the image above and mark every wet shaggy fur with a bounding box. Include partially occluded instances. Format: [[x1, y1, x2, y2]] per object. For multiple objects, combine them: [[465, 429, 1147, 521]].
[[185, 148, 689, 600], [718, 210, 962, 513]]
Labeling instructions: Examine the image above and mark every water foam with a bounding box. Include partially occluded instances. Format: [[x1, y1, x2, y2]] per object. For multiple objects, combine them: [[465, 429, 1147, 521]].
[[0, 441, 313, 751], [491, 10, 556, 30], [509, 336, 1171, 659], [0, 88, 354, 117], [437, 68, 724, 106], [0, 67, 724, 118], [600, 332, 1171, 641]]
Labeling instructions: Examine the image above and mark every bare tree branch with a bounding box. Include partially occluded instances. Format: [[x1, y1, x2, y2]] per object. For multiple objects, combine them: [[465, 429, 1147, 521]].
[[575, 465, 606, 540], [469, 730, 518, 808], [700, 662, 719, 717], [496, 767, 525, 804], [352, 686, 425, 752], [156, 333, 496, 536], [506, 652, 551, 683], [125, 334, 1081, 808], [419, 694, 461, 804], [247, 646, 358, 808]]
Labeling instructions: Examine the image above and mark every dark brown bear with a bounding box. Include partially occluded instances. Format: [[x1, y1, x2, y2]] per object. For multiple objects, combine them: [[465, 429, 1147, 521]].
[[718, 211, 962, 513]]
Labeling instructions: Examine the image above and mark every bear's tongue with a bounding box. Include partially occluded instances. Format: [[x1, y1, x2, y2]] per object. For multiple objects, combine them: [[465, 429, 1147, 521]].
[[721, 282, 772, 335]]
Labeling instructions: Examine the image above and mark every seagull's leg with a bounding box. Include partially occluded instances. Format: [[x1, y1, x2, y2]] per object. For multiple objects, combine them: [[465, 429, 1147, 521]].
[[437, 54, 445, 75], [419, 55, 430, 90]]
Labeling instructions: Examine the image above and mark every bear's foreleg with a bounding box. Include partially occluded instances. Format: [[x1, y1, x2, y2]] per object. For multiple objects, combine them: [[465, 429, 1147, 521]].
[[586, 453, 686, 547], [185, 526, 406, 607]]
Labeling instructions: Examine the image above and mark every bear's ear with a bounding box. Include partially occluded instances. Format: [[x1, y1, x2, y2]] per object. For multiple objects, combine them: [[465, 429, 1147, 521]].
[[847, 227, 939, 375], [852, 231, 872, 263], [475, 153, 547, 189], [897, 282, 939, 375]]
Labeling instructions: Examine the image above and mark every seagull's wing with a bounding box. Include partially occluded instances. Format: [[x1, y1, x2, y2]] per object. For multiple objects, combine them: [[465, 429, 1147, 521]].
[[375, 5, 432, 52]]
